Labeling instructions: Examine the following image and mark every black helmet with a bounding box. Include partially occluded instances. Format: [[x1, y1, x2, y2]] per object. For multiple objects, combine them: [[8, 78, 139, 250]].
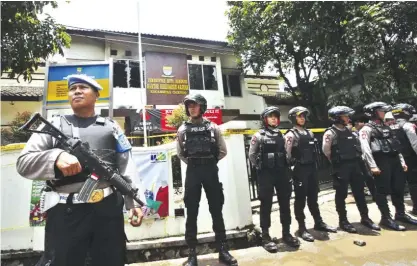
[[328, 106, 355, 125], [183, 94, 207, 117], [392, 103, 416, 119], [363, 102, 392, 119], [288, 106, 310, 125], [261, 106, 281, 127]]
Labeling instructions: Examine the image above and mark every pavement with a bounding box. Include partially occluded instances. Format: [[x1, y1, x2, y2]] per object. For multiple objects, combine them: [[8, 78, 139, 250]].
[[129, 192, 417, 266]]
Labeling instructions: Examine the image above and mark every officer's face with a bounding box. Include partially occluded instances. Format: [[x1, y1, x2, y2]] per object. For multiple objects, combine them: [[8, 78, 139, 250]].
[[296, 114, 306, 126], [267, 113, 279, 126], [69, 83, 99, 109], [340, 115, 350, 125], [187, 102, 200, 118], [376, 110, 385, 120]]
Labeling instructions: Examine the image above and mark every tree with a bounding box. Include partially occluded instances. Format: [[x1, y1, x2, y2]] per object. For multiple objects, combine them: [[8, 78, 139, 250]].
[[227, 2, 417, 120], [1, 1, 71, 81], [1, 111, 39, 145], [162, 104, 188, 144], [227, 1, 359, 124]]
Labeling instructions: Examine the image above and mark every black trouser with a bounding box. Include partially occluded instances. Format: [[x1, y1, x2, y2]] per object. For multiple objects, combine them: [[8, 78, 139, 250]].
[[184, 161, 226, 248], [373, 153, 406, 217], [292, 163, 322, 225], [359, 159, 376, 198], [333, 160, 369, 221], [257, 167, 292, 232], [404, 155, 417, 211], [36, 192, 126, 266]]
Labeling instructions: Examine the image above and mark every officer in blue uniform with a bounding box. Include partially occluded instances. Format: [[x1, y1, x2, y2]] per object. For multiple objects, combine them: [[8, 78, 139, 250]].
[[176, 94, 237, 266], [16, 74, 143, 266]]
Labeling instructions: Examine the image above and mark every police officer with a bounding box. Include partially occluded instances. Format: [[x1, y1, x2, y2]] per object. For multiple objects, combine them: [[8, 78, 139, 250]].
[[352, 114, 376, 201], [249, 106, 300, 252], [359, 102, 417, 230], [284, 106, 337, 242], [16, 74, 143, 266], [322, 106, 379, 233], [391, 103, 417, 215], [176, 94, 237, 266]]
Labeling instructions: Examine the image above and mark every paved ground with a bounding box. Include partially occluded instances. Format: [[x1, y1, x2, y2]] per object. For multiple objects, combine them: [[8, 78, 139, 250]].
[[130, 193, 417, 266]]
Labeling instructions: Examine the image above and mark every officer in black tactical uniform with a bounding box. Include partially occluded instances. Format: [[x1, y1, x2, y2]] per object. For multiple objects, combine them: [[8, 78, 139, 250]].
[[176, 94, 237, 266], [322, 106, 380, 233], [16, 74, 143, 266], [284, 106, 337, 242], [359, 102, 417, 230], [391, 103, 417, 215], [249, 106, 300, 252]]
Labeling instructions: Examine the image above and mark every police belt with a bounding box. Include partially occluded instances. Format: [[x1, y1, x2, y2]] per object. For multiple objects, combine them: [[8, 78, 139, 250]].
[[188, 157, 217, 165], [58, 187, 113, 204]]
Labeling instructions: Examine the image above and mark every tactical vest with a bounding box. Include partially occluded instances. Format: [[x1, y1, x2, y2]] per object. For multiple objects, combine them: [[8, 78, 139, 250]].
[[327, 127, 359, 164], [392, 121, 414, 157], [183, 120, 218, 158], [259, 129, 287, 168], [288, 128, 316, 164], [50, 115, 118, 188], [367, 123, 400, 155]]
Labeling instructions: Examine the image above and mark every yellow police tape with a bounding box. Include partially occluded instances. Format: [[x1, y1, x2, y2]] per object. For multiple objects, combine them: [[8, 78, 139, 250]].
[[0, 128, 328, 150]]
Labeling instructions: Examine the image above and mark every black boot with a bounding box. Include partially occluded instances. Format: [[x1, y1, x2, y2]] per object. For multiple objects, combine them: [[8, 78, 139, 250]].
[[185, 248, 198, 266], [360, 216, 380, 231], [218, 241, 237, 266], [380, 216, 406, 231], [409, 186, 417, 216], [282, 231, 300, 248], [261, 231, 278, 252], [339, 220, 357, 233], [411, 208, 417, 216], [298, 222, 314, 242], [395, 213, 417, 226], [314, 220, 337, 233]]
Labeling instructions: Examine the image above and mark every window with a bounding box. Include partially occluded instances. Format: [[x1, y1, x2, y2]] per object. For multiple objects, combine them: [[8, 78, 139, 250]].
[[125, 50, 132, 57], [223, 73, 242, 97], [188, 63, 218, 91], [110, 49, 118, 56], [113, 59, 143, 88]]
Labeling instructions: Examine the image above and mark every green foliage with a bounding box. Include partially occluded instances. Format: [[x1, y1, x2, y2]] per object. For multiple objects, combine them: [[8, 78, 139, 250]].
[[1, 111, 38, 145], [1, 1, 71, 81], [166, 104, 188, 130], [227, 1, 417, 119]]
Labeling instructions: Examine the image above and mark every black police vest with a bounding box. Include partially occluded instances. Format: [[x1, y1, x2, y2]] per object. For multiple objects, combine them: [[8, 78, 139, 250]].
[[184, 121, 217, 158], [289, 128, 316, 164], [367, 123, 400, 155], [50, 115, 118, 188], [259, 129, 286, 168], [393, 121, 414, 157], [327, 127, 359, 163]]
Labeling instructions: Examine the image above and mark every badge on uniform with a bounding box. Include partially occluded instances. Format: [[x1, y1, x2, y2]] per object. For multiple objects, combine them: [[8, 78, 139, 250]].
[[112, 123, 132, 153]]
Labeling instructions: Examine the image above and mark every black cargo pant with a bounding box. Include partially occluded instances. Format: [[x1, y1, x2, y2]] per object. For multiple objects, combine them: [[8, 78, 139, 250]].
[[184, 159, 226, 248], [404, 155, 417, 211], [359, 159, 376, 198], [257, 167, 292, 232], [36, 191, 126, 266], [373, 153, 406, 217], [292, 163, 322, 225], [333, 160, 369, 221]]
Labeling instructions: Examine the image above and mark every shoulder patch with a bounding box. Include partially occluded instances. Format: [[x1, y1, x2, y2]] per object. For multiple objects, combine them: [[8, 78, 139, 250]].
[[111, 121, 132, 153], [251, 135, 257, 145]]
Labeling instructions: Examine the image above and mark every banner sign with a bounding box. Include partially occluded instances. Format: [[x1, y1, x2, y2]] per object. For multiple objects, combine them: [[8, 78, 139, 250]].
[[131, 108, 223, 133], [45, 63, 111, 106], [145, 52, 189, 105], [29, 148, 171, 226]]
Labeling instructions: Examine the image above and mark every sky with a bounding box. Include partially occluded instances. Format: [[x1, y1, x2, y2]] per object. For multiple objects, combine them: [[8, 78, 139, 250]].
[[44, 0, 230, 42]]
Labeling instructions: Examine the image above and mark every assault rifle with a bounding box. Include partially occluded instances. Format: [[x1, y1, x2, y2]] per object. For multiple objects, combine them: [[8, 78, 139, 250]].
[[19, 112, 145, 207]]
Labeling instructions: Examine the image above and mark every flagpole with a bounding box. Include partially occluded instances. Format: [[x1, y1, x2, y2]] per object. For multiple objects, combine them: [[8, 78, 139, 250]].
[[137, 0, 148, 147]]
